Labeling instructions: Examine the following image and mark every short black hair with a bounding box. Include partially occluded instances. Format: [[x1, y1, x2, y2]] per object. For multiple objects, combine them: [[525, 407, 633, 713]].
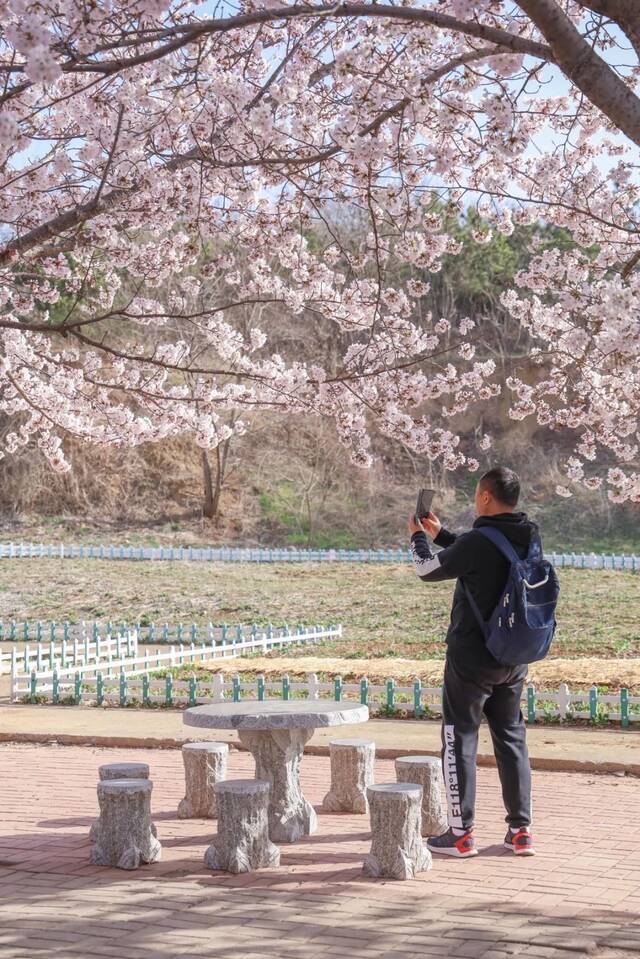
[[479, 466, 520, 508]]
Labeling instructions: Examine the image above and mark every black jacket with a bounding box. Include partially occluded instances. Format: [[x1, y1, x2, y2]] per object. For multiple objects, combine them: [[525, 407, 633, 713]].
[[410, 512, 541, 667]]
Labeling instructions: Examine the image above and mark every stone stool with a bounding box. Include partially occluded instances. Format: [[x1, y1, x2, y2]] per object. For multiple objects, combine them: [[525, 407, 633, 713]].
[[90, 779, 162, 870], [395, 755, 447, 837], [322, 738, 375, 814], [177, 742, 229, 819], [90, 762, 153, 841], [100, 761, 150, 781], [362, 784, 432, 880], [204, 779, 280, 874]]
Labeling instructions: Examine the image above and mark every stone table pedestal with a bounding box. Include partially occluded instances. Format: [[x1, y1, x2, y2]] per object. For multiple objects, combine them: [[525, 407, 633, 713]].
[[177, 742, 228, 819], [90, 779, 161, 870], [395, 755, 447, 837], [205, 779, 280, 874], [363, 783, 432, 880], [322, 738, 375, 814], [184, 700, 369, 843], [238, 728, 316, 842]]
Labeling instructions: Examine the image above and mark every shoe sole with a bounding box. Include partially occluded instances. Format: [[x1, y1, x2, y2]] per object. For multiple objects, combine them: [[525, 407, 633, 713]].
[[503, 842, 536, 856], [427, 845, 478, 859]]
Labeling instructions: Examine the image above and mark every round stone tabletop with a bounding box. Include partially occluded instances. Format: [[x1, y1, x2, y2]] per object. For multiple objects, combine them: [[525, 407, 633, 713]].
[[183, 699, 369, 731]]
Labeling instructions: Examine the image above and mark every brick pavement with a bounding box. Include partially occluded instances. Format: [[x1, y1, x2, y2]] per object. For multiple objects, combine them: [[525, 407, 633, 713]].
[[0, 743, 638, 958], [2, 704, 638, 775]]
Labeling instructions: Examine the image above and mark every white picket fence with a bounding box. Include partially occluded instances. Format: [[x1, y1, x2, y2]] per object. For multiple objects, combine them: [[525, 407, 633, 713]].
[[1, 631, 138, 677], [0, 540, 638, 571], [10, 624, 340, 701], [0, 618, 310, 646]]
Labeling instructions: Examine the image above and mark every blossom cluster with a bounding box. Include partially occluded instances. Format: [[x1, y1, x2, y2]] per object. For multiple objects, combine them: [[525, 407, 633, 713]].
[[0, 0, 638, 500]]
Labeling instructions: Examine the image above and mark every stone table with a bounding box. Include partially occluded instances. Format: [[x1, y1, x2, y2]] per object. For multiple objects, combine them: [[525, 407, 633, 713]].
[[183, 700, 369, 843]]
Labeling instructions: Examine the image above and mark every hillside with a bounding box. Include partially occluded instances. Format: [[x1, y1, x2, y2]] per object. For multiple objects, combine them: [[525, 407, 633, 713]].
[[0, 417, 637, 553], [1, 216, 637, 553]]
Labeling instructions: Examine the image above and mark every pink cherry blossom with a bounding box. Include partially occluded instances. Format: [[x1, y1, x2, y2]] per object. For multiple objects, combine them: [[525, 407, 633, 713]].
[[0, 1, 637, 500]]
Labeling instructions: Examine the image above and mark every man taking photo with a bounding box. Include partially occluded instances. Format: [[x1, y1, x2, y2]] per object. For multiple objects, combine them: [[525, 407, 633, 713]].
[[408, 466, 537, 859]]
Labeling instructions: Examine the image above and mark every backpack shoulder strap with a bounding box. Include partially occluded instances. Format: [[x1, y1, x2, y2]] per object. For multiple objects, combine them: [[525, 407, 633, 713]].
[[527, 534, 544, 562], [459, 578, 489, 635], [460, 527, 521, 637], [474, 526, 520, 564]]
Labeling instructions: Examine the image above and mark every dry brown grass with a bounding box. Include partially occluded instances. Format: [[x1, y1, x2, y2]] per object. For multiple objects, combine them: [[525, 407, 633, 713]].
[[190, 655, 640, 690], [1, 560, 638, 662], [2, 559, 638, 691]]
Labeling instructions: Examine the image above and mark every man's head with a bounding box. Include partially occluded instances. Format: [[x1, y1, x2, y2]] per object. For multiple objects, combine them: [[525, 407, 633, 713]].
[[475, 466, 520, 516]]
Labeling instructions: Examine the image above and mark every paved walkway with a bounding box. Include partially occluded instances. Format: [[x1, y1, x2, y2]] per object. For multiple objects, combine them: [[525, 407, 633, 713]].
[[1, 704, 638, 774], [0, 743, 638, 958]]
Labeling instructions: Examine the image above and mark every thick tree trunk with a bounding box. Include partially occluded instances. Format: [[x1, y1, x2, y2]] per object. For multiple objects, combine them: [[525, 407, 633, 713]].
[[202, 450, 215, 519], [211, 445, 224, 519], [202, 441, 229, 522]]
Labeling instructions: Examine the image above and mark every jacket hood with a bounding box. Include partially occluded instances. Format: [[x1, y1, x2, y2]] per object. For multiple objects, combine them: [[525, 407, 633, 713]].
[[473, 511, 538, 548]]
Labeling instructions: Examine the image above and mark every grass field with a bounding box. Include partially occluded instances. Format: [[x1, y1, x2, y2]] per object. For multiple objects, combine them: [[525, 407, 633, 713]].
[[1, 559, 638, 661], [3, 515, 640, 555]]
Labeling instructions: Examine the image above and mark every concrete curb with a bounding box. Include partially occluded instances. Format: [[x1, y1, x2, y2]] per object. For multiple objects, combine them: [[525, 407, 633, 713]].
[[1, 731, 638, 777]]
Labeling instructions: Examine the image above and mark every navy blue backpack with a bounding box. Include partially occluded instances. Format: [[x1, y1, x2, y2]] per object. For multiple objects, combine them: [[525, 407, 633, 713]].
[[460, 527, 560, 666]]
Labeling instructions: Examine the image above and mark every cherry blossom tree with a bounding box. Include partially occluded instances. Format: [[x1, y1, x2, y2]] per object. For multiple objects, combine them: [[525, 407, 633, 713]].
[[0, 0, 639, 502]]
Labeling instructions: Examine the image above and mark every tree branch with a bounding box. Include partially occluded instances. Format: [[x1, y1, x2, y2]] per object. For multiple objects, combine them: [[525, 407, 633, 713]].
[[360, 46, 497, 138], [620, 247, 640, 279], [1, 4, 552, 82], [515, 0, 640, 146], [94, 104, 125, 205], [0, 45, 498, 266], [571, 1, 640, 59]]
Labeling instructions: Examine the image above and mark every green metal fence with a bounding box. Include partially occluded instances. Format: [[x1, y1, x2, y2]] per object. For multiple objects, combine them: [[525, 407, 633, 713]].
[[14, 669, 640, 726]]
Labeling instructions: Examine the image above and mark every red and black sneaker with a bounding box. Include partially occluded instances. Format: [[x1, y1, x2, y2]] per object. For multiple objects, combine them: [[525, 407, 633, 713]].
[[504, 827, 536, 856], [427, 828, 478, 858]]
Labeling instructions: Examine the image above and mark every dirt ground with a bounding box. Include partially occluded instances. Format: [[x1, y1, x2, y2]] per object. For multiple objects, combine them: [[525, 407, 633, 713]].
[[183, 654, 640, 691]]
